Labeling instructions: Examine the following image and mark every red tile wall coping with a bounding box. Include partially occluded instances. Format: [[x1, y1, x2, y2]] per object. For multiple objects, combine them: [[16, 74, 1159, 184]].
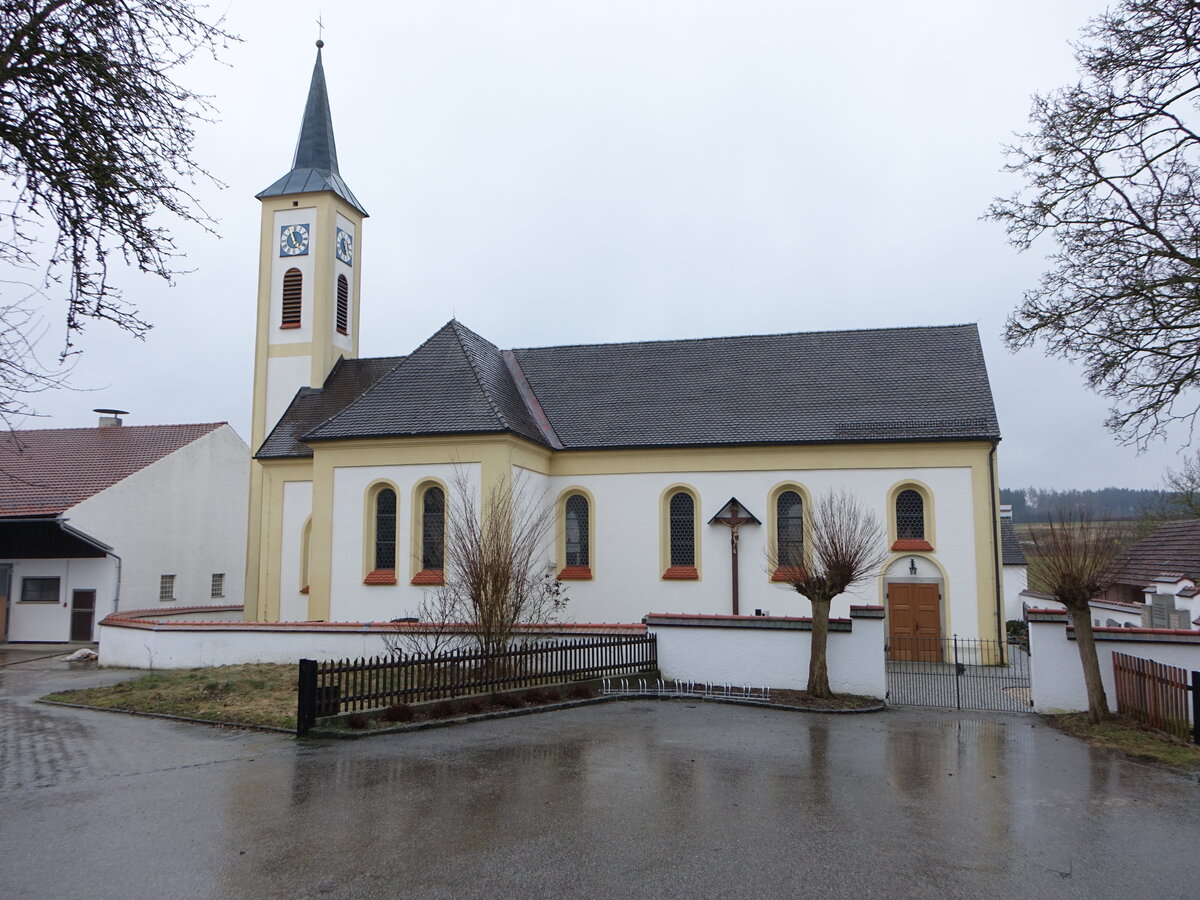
[[643, 612, 855, 632], [1027, 608, 1200, 641], [100, 610, 644, 634]]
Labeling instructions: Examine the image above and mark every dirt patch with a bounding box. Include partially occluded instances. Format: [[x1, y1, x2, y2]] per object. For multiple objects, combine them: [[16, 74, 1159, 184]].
[[766, 689, 882, 710]]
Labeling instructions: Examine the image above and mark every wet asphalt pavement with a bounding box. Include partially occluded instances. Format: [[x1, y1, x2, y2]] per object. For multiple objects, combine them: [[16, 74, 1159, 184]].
[[2, 656, 1200, 899]]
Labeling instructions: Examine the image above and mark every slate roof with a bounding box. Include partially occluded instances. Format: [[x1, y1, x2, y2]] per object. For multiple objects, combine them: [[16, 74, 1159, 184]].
[[1109, 519, 1200, 586], [0, 423, 224, 517], [509, 324, 998, 449], [301, 322, 546, 447], [1000, 518, 1027, 566], [256, 46, 367, 215], [266, 320, 999, 456], [259, 356, 405, 458]]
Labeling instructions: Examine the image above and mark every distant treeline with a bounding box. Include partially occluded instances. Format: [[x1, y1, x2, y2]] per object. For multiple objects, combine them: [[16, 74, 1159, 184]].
[[1000, 487, 1178, 522]]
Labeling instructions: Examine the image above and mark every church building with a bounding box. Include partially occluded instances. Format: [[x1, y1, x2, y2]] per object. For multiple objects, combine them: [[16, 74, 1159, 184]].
[[245, 46, 1008, 647]]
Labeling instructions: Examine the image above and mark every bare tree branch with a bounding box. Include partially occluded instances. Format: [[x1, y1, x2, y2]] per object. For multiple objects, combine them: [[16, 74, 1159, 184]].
[[986, 0, 1200, 448], [0, 0, 237, 422]]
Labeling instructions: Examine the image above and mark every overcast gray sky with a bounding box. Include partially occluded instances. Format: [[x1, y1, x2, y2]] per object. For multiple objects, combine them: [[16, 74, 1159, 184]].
[[12, 0, 1189, 490]]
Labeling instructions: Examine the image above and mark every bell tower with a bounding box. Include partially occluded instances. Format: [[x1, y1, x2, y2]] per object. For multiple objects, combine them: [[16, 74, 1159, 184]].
[[249, 40, 368, 452]]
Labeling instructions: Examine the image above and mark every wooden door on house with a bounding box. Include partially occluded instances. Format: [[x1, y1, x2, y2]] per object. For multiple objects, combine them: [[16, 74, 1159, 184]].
[[888, 582, 942, 662], [0, 564, 10, 642], [70, 590, 96, 642]]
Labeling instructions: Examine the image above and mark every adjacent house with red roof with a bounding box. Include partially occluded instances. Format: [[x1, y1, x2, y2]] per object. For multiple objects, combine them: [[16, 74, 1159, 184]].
[[1103, 519, 1200, 629], [1, 416, 248, 642]]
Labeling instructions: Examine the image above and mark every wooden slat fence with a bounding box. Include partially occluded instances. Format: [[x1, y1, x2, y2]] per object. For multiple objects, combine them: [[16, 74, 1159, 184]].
[[1112, 651, 1199, 742], [297, 634, 657, 734]]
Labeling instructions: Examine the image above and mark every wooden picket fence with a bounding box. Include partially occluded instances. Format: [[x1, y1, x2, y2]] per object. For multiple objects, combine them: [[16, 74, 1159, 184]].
[[1112, 651, 1200, 742], [296, 634, 658, 734]]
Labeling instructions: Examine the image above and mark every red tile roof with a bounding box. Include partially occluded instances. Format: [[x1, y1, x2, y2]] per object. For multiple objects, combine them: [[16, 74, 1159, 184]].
[[0, 423, 225, 517], [1110, 519, 1200, 586]]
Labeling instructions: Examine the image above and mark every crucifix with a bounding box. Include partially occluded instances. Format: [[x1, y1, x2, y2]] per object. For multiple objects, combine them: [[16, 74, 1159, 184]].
[[709, 497, 760, 616]]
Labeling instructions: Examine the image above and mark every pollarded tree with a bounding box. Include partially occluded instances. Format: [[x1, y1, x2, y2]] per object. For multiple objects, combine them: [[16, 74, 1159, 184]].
[[769, 488, 888, 699], [987, 0, 1200, 447], [387, 467, 567, 657], [0, 1, 236, 428], [1028, 513, 1127, 723]]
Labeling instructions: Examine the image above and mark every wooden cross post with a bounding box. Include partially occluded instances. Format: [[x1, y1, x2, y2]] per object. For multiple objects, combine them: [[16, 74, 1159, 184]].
[[713, 499, 757, 616]]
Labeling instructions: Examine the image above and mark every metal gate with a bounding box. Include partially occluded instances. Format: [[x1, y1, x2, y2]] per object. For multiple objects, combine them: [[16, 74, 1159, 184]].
[[885, 636, 1032, 712]]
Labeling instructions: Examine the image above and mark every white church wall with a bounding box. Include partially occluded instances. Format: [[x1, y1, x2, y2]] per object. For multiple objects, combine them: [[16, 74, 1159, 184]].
[[68, 425, 249, 613], [280, 480, 313, 621], [328, 461, 478, 623], [547, 465, 980, 629], [6, 557, 117, 642]]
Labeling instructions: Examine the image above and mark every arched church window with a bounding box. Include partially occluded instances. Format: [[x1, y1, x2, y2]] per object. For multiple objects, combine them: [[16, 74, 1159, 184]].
[[776, 490, 804, 569], [281, 268, 302, 328], [421, 486, 445, 571], [896, 489, 925, 541], [565, 494, 589, 567], [336, 274, 349, 335], [663, 489, 698, 579], [374, 488, 397, 570]]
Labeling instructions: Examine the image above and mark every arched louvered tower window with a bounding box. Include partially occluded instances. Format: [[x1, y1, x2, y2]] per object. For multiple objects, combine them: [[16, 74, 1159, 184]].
[[776, 490, 804, 570], [336, 274, 349, 335], [565, 494, 589, 567], [281, 268, 302, 328], [896, 489, 925, 541], [669, 491, 696, 569]]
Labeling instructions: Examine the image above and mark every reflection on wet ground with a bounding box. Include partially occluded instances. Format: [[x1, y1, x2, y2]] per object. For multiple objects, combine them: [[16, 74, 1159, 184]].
[[2, 657, 1199, 899]]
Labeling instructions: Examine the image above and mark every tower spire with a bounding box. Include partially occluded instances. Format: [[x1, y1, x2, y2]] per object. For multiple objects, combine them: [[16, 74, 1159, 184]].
[[256, 41, 367, 215]]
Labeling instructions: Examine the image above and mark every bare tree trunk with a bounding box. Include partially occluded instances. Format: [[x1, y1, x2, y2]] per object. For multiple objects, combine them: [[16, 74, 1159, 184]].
[[807, 597, 832, 699], [1068, 605, 1111, 724]]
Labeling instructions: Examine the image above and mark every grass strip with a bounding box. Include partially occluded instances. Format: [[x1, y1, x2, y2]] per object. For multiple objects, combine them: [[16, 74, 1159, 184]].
[[42, 663, 297, 730], [1047, 712, 1200, 772]]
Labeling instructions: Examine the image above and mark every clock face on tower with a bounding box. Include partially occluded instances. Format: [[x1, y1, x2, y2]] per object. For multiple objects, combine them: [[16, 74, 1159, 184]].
[[335, 227, 354, 265], [279, 223, 310, 256]]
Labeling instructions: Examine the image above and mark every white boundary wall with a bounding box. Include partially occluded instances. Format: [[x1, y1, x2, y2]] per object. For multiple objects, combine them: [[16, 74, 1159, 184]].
[[646, 607, 886, 698], [98, 608, 643, 669], [1028, 609, 1200, 713]]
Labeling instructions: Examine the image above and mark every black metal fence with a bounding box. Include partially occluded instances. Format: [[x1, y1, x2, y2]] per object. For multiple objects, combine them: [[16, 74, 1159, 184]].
[[1113, 651, 1200, 743], [886, 636, 1032, 712], [297, 634, 658, 734]]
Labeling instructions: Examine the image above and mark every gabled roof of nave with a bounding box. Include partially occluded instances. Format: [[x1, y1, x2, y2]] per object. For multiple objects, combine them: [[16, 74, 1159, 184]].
[[0, 423, 226, 517], [256, 43, 367, 215], [259, 320, 1001, 458]]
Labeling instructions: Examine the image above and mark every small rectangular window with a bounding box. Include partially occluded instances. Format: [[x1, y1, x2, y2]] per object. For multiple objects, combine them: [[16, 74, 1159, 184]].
[[20, 577, 60, 603], [211, 573, 225, 598], [159, 575, 176, 602]]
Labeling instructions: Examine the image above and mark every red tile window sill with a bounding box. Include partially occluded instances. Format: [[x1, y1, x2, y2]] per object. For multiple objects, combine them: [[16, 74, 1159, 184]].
[[364, 569, 397, 585], [771, 567, 808, 583], [662, 565, 699, 581], [558, 565, 592, 580], [891, 539, 933, 551], [280, 322, 301, 330], [411, 569, 444, 586]]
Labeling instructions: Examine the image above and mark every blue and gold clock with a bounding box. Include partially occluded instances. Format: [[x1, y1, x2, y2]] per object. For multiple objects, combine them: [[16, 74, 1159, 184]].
[[335, 227, 354, 265], [279, 223, 310, 256]]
